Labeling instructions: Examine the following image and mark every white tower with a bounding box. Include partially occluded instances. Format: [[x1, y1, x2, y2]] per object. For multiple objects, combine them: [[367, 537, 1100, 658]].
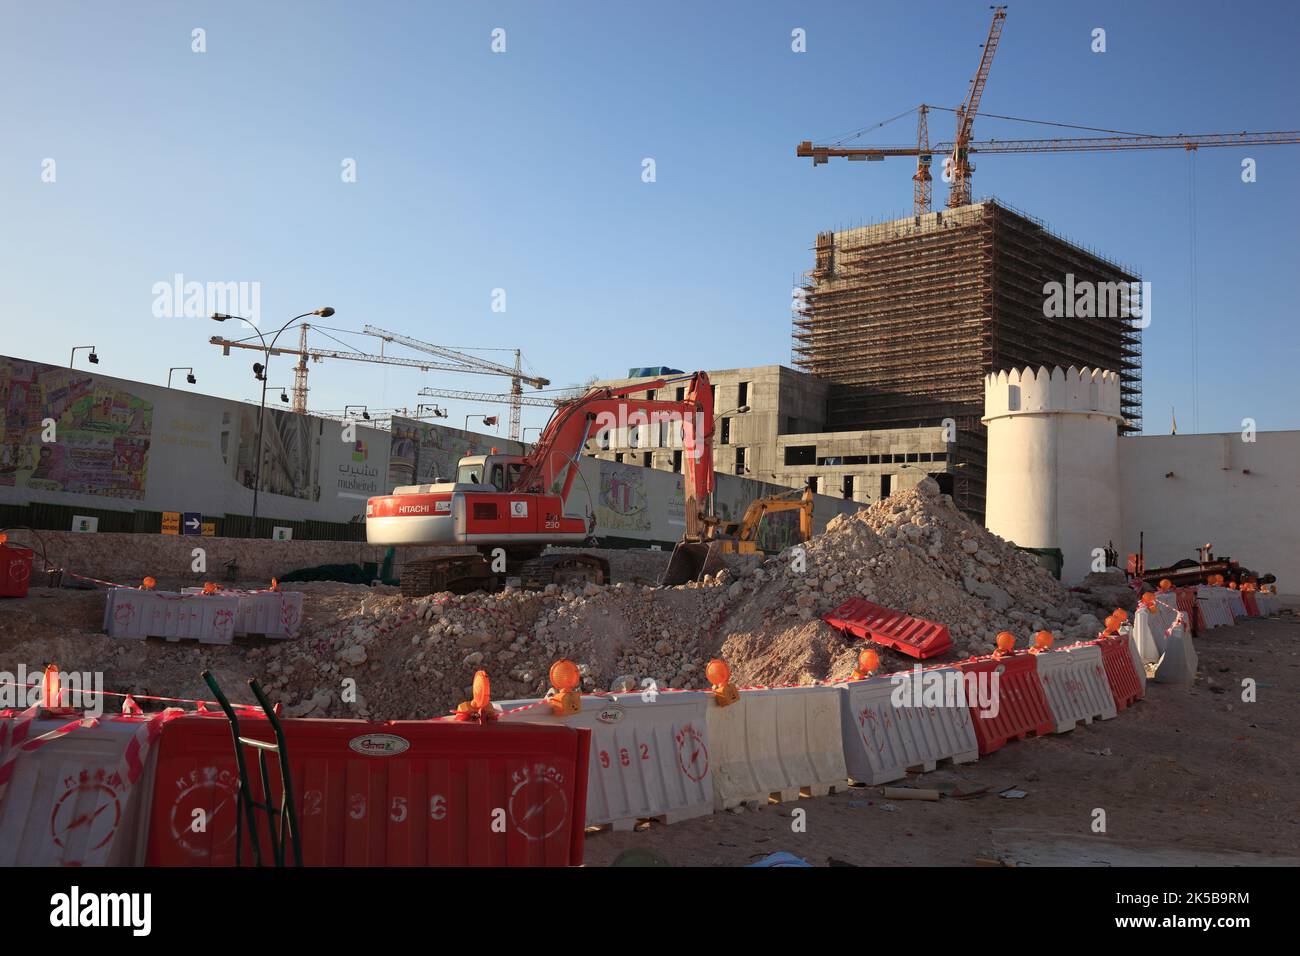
[[983, 366, 1124, 584]]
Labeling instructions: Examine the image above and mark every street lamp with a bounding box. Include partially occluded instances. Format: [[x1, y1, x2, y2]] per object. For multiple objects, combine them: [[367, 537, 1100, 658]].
[[415, 404, 447, 419], [70, 346, 99, 367], [168, 367, 197, 387], [465, 413, 498, 431], [345, 405, 370, 420], [211, 307, 334, 535]]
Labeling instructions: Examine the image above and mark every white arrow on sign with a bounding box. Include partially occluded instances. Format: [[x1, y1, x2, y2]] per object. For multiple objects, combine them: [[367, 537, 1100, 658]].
[[185, 517, 201, 532]]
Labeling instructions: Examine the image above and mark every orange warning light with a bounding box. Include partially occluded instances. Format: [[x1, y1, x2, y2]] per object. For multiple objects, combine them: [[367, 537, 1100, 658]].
[[0, 533, 7, 546], [1141, 592, 1156, 608], [995, 631, 1016, 654], [455, 670, 497, 721], [41, 664, 62, 709], [472, 670, 491, 711], [1033, 630, 1054, 651], [141, 576, 156, 590], [546, 659, 582, 715], [1103, 615, 1119, 635], [1158, 579, 1173, 592], [707, 658, 739, 707], [270, 578, 279, 592], [1228, 581, 1238, 590], [851, 648, 880, 679], [549, 659, 581, 693], [1114, 608, 1129, 623], [202, 582, 218, 595]]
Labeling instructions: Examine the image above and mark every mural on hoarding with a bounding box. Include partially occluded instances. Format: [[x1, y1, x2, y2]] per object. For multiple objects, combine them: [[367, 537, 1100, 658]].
[[232, 406, 320, 500], [0, 359, 152, 499], [597, 461, 651, 532], [386, 418, 522, 491]]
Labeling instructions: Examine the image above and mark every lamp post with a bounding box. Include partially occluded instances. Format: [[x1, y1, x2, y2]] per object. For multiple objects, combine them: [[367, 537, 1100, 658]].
[[344, 405, 370, 420], [465, 413, 497, 431], [212, 308, 334, 535], [70, 346, 99, 368], [167, 367, 197, 387]]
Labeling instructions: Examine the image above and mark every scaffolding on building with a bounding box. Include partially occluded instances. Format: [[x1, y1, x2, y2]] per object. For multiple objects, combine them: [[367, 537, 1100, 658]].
[[793, 198, 1143, 520]]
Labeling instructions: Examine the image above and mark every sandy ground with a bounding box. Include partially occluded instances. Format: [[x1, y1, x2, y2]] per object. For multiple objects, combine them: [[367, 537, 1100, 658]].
[[582, 613, 1300, 867]]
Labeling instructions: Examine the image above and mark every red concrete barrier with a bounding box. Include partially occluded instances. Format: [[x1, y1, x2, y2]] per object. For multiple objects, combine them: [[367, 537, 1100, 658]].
[[822, 598, 952, 659], [146, 713, 590, 867], [1093, 635, 1144, 711], [0, 544, 33, 598], [951, 653, 1054, 755]]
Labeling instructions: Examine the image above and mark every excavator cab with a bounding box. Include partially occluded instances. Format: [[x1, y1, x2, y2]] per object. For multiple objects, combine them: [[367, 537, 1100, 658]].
[[456, 454, 526, 491]]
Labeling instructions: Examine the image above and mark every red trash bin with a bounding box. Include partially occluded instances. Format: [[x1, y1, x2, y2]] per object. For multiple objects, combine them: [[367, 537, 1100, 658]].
[[0, 544, 34, 598]]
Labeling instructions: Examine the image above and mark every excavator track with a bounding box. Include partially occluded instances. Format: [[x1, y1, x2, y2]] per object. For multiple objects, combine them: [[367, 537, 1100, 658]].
[[516, 553, 611, 591], [399, 552, 611, 597], [399, 555, 497, 597]]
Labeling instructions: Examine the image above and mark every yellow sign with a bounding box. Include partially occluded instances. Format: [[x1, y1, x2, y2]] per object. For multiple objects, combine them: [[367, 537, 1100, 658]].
[[161, 512, 180, 535], [201, 522, 217, 537]]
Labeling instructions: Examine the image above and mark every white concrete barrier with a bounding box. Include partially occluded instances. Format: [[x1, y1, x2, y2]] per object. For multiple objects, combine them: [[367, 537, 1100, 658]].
[[1210, 587, 1248, 620], [1033, 644, 1118, 733], [707, 685, 846, 809], [496, 690, 713, 830], [1154, 616, 1198, 683], [0, 709, 173, 866], [836, 669, 978, 785], [180, 588, 304, 638], [1133, 601, 1178, 666], [104, 588, 239, 644], [1255, 593, 1278, 615], [1120, 626, 1149, 690], [1195, 587, 1234, 629]]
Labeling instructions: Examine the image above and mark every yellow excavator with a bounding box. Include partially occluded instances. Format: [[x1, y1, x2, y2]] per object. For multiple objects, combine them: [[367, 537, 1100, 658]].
[[715, 486, 814, 555]]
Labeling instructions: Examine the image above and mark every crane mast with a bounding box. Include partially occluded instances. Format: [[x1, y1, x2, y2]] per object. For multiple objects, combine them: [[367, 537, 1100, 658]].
[[947, 6, 1007, 208]]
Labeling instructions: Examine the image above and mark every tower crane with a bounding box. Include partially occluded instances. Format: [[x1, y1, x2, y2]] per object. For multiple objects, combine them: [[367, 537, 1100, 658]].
[[210, 328, 484, 413], [417, 386, 561, 410], [210, 325, 550, 441], [362, 326, 549, 442], [797, 6, 1300, 215]]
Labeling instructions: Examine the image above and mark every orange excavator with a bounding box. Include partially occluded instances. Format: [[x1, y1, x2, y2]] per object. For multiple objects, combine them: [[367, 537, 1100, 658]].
[[366, 372, 721, 595]]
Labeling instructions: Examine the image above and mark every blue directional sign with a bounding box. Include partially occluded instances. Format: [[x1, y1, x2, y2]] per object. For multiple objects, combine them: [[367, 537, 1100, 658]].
[[182, 512, 202, 535]]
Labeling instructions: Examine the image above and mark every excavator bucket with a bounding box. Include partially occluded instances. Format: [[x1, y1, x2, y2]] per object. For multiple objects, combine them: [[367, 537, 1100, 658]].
[[661, 540, 726, 586]]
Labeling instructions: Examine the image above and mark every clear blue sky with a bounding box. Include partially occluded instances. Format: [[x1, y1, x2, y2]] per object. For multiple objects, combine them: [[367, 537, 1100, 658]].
[[2, 0, 1296, 437]]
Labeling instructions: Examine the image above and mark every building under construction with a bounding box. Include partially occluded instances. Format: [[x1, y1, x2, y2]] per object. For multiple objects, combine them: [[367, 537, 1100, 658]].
[[794, 198, 1143, 520]]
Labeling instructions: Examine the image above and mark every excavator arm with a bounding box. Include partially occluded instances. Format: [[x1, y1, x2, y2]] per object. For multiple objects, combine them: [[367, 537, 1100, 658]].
[[514, 372, 715, 539]]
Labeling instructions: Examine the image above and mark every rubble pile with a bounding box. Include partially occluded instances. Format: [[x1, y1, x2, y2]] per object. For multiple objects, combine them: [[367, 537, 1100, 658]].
[[0, 483, 1109, 721], [717, 479, 1101, 682], [251, 480, 1101, 718]]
